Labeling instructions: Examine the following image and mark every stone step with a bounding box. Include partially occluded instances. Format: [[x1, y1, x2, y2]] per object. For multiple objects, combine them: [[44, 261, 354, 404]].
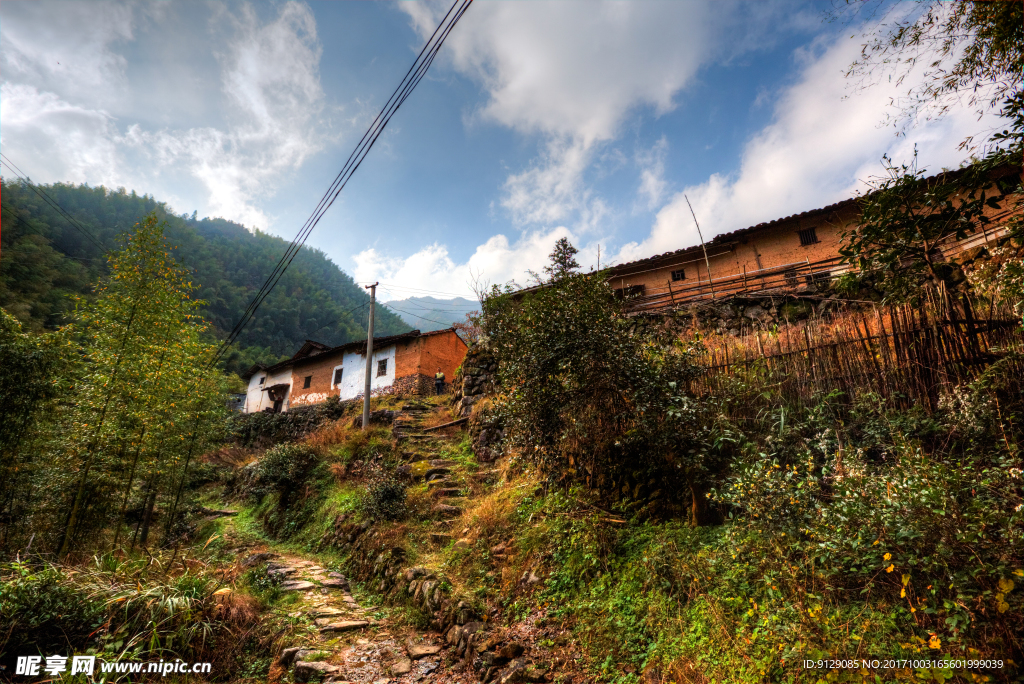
[[319, 620, 369, 633], [280, 580, 316, 592], [321, 578, 350, 590], [432, 503, 462, 518], [425, 467, 451, 481], [429, 532, 452, 545], [430, 488, 464, 499], [426, 479, 452, 490]]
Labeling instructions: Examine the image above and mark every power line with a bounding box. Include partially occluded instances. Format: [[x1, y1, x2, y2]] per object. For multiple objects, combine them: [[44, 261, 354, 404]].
[[210, 0, 473, 368], [0, 155, 106, 252], [383, 303, 458, 328], [368, 281, 478, 298]]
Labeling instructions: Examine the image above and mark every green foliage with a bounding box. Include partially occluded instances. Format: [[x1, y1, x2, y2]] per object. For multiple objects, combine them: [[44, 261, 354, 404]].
[[361, 463, 408, 522], [484, 266, 720, 516], [843, 0, 1023, 142], [839, 152, 1018, 302], [0, 179, 410, 374], [0, 562, 104, 659], [254, 443, 322, 510], [0, 552, 261, 673]]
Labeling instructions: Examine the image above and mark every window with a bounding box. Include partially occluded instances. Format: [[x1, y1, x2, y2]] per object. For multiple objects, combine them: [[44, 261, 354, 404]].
[[303, 375, 312, 389], [376, 359, 388, 377], [798, 227, 819, 246], [805, 270, 831, 285], [259, 376, 266, 385], [671, 269, 686, 281], [333, 368, 343, 386], [613, 284, 646, 300]]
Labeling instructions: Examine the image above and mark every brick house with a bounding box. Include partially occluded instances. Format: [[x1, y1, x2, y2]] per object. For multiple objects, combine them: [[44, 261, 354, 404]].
[[599, 166, 1021, 312], [242, 328, 468, 413]]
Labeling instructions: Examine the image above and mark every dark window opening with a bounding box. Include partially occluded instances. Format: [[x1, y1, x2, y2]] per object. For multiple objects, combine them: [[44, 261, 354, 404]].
[[798, 227, 819, 246], [671, 269, 686, 281], [333, 368, 343, 386], [259, 376, 265, 385], [613, 284, 646, 300], [784, 269, 798, 285], [303, 375, 312, 389], [805, 270, 831, 285], [376, 359, 388, 377]]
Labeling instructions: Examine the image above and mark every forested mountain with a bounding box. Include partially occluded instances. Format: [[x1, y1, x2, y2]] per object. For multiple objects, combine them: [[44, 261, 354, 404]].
[[0, 179, 411, 373], [384, 295, 479, 332]]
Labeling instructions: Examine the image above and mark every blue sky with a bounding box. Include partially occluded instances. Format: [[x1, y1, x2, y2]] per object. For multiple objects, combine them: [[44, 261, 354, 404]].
[[0, 0, 996, 301]]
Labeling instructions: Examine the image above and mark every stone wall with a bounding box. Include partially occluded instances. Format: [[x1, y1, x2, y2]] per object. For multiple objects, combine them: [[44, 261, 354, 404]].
[[450, 340, 505, 463]]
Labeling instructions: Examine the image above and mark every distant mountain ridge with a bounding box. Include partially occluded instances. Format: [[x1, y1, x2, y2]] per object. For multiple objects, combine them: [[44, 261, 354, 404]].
[[383, 295, 479, 332], [0, 179, 411, 374]]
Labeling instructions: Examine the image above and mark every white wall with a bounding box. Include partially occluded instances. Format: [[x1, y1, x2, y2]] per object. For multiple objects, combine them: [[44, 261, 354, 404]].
[[338, 344, 397, 401], [244, 367, 293, 413]]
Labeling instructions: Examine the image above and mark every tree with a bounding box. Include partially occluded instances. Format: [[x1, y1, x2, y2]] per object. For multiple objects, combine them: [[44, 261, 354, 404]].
[[543, 237, 580, 282], [841, 0, 1023, 148], [55, 214, 225, 556], [839, 151, 1019, 302], [483, 264, 724, 522]]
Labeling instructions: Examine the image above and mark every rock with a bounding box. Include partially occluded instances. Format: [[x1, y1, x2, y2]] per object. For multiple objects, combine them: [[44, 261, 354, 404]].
[[424, 467, 450, 480], [391, 658, 413, 675], [268, 567, 298, 577], [321, 578, 349, 589], [498, 660, 528, 684], [429, 532, 452, 545], [497, 643, 526, 660], [278, 647, 302, 667], [426, 479, 451, 490], [293, 661, 339, 682], [519, 570, 542, 586], [431, 487, 463, 499], [406, 638, 443, 660], [319, 620, 369, 633], [523, 666, 549, 683], [310, 607, 345, 618], [433, 503, 462, 517], [280, 580, 316, 591], [404, 566, 427, 582], [453, 538, 472, 550], [241, 552, 275, 568]]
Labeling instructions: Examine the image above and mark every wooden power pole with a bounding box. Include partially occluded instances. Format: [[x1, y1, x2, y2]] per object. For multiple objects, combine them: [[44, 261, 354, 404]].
[[362, 282, 378, 431]]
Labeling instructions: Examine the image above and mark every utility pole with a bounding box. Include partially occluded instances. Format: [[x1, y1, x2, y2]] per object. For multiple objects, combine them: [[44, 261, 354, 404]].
[[684, 195, 715, 300], [362, 282, 378, 431]]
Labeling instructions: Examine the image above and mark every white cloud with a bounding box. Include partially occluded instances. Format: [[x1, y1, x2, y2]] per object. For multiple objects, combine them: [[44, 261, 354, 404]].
[[635, 136, 669, 211], [616, 30, 1002, 264], [353, 226, 614, 300], [0, 1, 134, 107], [402, 0, 784, 232], [0, 1, 332, 229]]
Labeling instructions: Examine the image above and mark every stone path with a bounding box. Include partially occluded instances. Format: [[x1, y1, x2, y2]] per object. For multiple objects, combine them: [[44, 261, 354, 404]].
[[255, 552, 460, 684]]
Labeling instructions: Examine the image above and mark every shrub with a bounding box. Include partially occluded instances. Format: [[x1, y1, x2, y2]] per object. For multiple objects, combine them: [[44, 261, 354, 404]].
[[484, 267, 724, 519], [254, 442, 321, 509], [361, 463, 407, 521]]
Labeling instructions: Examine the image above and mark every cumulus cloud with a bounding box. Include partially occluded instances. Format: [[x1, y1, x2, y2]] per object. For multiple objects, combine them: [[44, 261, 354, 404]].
[[353, 226, 610, 300], [0, 1, 332, 229], [616, 30, 1001, 263], [401, 0, 787, 232]]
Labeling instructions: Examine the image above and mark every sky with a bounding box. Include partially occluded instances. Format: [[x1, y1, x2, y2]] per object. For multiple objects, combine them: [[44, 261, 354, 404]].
[[0, 0, 999, 302]]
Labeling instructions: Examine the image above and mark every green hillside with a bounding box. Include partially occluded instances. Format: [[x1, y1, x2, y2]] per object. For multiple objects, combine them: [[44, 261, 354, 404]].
[[0, 179, 411, 373]]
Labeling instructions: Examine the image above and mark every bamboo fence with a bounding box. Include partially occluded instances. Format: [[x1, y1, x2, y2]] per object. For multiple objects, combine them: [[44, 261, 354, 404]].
[[689, 294, 1023, 410]]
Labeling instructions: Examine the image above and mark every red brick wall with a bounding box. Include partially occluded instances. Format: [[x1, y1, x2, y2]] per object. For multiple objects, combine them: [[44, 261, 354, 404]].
[[417, 332, 467, 387], [289, 351, 344, 407]]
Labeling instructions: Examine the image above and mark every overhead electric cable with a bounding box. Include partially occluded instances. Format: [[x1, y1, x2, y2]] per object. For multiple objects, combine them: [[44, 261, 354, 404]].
[[0, 155, 106, 252], [383, 303, 457, 329], [210, 0, 473, 368]]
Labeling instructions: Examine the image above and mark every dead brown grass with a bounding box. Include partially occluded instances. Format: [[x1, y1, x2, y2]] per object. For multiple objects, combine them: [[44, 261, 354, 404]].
[[204, 445, 257, 468]]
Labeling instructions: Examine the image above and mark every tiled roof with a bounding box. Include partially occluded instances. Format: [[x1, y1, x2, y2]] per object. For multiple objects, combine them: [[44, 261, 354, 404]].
[[257, 328, 466, 373], [610, 197, 858, 274]]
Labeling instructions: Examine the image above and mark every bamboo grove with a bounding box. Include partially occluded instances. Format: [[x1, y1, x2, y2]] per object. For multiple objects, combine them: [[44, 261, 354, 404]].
[[0, 215, 225, 559]]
